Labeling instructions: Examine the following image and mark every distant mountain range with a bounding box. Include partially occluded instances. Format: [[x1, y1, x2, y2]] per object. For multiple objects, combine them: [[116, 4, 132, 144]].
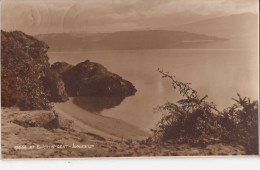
[[170, 13, 258, 38], [36, 30, 226, 51], [36, 13, 258, 51], [162, 12, 258, 48]]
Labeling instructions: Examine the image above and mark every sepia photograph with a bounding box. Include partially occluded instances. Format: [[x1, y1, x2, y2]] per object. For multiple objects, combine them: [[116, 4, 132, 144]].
[[1, 0, 259, 159]]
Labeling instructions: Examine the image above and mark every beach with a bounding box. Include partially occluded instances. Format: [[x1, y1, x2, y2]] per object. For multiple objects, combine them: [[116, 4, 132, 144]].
[[54, 98, 149, 140], [1, 107, 245, 158]]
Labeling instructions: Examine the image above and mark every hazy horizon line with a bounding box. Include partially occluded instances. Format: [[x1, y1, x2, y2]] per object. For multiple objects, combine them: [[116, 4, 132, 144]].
[[2, 12, 258, 36]]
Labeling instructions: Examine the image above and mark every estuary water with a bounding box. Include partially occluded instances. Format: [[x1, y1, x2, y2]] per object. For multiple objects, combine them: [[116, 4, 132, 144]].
[[48, 48, 258, 131]]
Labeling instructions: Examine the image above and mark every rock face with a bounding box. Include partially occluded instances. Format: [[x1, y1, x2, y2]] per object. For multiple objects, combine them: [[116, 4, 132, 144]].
[[52, 60, 137, 97], [11, 111, 56, 128], [1, 30, 51, 110], [50, 62, 73, 75], [10, 110, 73, 130], [1, 30, 68, 110], [1, 30, 136, 110], [42, 69, 69, 102]]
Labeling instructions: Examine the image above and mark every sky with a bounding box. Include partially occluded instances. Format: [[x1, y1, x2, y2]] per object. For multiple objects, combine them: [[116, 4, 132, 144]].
[[1, 0, 259, 34]]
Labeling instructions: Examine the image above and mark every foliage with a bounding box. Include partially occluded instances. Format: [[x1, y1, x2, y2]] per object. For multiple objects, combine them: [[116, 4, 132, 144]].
[[1, 30, 52, 110], [152, 69, 258, 154], [1, 54, 52, 110], [219, 94, 258, 154]]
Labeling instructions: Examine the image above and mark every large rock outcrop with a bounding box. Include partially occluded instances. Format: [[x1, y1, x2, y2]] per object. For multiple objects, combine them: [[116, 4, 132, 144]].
[[1, 30, 68, 110], [1, 30, 51, 110], [50, 62, 73, 75], [42, 69, 69, 102], [52, 60, 137, 97], [1, 30, 136, 110]]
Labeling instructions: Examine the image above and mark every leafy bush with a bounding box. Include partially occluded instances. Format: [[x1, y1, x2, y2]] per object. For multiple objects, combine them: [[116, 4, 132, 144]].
[[219, 94, 258, 154], [152, 69, 258, 154]]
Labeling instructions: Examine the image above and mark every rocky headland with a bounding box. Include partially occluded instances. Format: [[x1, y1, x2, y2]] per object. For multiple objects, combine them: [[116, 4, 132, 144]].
[[51, 60, 136, 97], [1, 30, 52, 110], [1, 30, 136, 110], [1, 30, 146, 158]]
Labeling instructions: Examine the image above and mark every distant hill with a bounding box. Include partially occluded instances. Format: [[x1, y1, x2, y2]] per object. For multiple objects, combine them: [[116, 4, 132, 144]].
[[168, 13, 258, 48], [36, 30, 226, 51], [170, 13, 258, 38]]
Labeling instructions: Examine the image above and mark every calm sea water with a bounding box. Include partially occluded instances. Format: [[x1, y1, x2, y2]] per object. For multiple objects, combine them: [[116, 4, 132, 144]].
[[48, 48, 258, 131]]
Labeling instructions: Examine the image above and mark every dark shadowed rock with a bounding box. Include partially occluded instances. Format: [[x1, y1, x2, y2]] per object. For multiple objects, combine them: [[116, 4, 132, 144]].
[[52, 60, 137, 97], [1, 30, 51, 110], [51, 62, 73, 75], [42, 69, 69, 102], [1, 30, 69, 110], [1, 30, 136, 110]]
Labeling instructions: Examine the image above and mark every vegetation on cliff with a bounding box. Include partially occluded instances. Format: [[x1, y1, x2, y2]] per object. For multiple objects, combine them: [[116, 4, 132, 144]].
[[1, 30, 52, 110]]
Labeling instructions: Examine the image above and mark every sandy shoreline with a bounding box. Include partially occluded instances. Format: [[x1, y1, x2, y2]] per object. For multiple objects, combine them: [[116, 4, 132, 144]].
[[1, 107, 246, 158], [54, 98, 149, 140]]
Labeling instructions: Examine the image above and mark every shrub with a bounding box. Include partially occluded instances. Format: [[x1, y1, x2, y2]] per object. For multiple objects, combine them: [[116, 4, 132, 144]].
[[152, 69, 258, 154], [152, 69, 221, 143], [219, 94, 258, 154]]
